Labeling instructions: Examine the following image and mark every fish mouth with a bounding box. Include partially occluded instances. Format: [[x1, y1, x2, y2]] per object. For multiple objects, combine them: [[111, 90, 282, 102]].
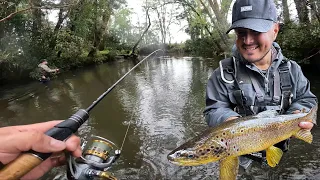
[[167, 150, 196, 166], [167, 154, 185, 166], [167, 153, 175, 162]]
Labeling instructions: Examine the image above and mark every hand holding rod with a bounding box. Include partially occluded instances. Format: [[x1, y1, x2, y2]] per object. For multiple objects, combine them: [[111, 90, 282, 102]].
[[0, 49, 163, 180], [0, 109, 89, 180]]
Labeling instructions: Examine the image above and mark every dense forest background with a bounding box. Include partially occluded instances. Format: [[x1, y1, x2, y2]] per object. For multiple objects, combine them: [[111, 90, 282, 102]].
[[0, 0, 319, 84]]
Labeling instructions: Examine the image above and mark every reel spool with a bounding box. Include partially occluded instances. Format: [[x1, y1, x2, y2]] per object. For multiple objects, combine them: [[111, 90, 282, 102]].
[[67, 135, 121, 180]]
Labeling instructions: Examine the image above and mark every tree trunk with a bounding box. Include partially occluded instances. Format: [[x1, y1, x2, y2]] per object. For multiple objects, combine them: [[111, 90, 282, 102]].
[[88, 0, 99, 57], [308, 0, 320, 23], [155, 8, 166, 44], [281, 0, 291, 23], [69, 0, 85, 32], [207, 0, 229, 30], [50, 1, 68, 51], [132, 9, 151, 55], [31, 0, 42, 38], [0, 2, 9, 41], [88, 0, 111, 57], [199, 0, 230, 49], [179, 0, 224, 53], [294, 0, 310, 24], [54, 9, 66, 34]]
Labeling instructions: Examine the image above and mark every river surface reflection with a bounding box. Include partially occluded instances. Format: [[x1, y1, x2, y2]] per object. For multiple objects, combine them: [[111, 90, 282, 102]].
[[0, 56, 319, 180]]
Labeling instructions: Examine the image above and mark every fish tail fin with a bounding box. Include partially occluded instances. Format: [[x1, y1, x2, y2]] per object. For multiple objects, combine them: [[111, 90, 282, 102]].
[[266, 146, 283, 167], [304, 105, 318, 125]]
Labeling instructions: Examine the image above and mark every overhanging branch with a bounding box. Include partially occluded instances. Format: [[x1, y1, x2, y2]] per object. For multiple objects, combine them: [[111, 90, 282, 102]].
[[0, 7, 32, 22], [0, 2, 78, 22]]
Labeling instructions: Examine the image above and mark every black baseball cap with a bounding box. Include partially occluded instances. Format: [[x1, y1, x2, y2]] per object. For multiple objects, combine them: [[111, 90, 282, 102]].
[[226, 0, 277, 34]]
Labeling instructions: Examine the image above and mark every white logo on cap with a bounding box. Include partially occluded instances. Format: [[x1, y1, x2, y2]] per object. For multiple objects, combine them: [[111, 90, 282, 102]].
[[241, 6, 252, 12]]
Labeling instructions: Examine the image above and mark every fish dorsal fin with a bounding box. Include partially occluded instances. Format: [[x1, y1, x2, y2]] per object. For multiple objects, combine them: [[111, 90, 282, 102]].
[[294, 129, 313, 144], [219, 157, 239, 180], [266, 145, 283, 167]]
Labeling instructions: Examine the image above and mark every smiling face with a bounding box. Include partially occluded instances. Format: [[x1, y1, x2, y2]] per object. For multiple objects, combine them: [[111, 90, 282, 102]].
[[235, 23, 279, 64]]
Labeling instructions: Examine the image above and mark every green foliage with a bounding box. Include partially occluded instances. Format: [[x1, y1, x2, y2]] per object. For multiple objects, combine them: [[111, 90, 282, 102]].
[[184, 38, 216, 57], [68, 0, 95, 38], [277, 22, 320, 63], [110, 8, 139, 46], [0, 0, 132, 85], [99, 50, 110, 55], [27, 28, 56, 60], [101, 32, 132, 53], [167, 43, 186, 55], [55, 31, 87, 59]]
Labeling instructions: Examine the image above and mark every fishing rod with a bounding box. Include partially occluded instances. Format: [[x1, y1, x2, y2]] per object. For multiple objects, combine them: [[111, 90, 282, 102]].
[[0, 49, 163, 180]]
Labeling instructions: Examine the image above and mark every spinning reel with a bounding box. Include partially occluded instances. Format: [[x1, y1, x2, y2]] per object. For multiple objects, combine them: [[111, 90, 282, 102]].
[[67, 135, 121, 180]]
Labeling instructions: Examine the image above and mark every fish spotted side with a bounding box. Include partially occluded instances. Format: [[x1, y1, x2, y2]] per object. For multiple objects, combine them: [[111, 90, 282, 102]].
[[167, 105, 318, 180]]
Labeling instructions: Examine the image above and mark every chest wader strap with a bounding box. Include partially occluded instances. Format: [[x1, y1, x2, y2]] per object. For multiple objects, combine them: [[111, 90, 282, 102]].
[[220, 57, 254, 116], [220, 58, 248, 116], [246, 69, 264, 103], [273, 69, 281, 104], [233, 90, 247, 116], [279, 61, 292, 114], [231, 72, 254, 116], [274, 61, 292, 152]]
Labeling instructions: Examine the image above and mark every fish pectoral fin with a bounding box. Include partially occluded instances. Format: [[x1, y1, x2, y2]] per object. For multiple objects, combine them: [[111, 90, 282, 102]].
[[219, 157, 239, 180], [266, 146, 283, 167], [294, 129, 313, 144]]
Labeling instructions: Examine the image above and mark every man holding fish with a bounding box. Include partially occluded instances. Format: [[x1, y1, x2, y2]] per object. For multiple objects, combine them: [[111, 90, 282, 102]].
[[204, 0, 318, 170], [168, 0, 318, 179]]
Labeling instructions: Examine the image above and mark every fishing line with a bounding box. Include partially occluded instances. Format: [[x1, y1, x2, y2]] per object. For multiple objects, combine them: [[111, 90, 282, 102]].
[[120, 51, 161, 151], [120, 104, 136, 152]]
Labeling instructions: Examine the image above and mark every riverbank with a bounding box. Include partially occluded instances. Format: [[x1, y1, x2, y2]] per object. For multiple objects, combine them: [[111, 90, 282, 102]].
[[0, 51, 117, 86], [1, 49, 318, 87]]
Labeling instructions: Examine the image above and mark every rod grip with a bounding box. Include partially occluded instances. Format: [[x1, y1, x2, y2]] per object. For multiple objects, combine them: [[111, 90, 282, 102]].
[[0, 153, 43, 180], [0, 109, 89, 178]]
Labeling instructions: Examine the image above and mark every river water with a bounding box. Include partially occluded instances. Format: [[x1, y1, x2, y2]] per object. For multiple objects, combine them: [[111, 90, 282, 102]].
[[0, 56, 319, 180]]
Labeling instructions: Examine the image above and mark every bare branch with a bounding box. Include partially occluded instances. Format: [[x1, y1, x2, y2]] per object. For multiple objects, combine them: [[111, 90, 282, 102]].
[[301, 50, 320, 62], [0, 1, 79, 23], [0, 7, 32, 22]]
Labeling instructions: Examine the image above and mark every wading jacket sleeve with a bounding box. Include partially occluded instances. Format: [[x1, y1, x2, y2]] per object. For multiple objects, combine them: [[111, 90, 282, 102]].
[[38, 64, 57, 73], [204, 45, 318, 128], [204, 66, 241, 127]]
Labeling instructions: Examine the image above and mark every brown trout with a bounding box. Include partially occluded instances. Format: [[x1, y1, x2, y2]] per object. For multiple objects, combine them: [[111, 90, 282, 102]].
[[167, 106, 317, 180]]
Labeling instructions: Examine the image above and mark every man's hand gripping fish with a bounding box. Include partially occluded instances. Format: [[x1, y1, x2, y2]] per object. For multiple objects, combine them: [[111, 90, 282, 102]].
[[167, 106, 318, 180]]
